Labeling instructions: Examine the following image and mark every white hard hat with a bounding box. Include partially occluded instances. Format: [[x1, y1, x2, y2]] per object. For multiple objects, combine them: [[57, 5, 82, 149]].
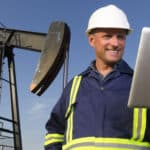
[[86, 4, 132, 35]]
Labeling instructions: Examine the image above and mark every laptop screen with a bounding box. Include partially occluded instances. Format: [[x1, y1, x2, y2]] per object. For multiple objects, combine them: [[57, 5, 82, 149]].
[[128, 27, 150, 108]]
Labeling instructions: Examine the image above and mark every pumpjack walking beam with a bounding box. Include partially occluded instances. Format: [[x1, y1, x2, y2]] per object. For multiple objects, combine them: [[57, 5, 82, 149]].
[[0, 27, 46, 52]]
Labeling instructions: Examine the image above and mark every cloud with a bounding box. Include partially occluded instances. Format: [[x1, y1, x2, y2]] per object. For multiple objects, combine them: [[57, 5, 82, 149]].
[[28, 101, 48, 115], [25, 97, 57, 121]]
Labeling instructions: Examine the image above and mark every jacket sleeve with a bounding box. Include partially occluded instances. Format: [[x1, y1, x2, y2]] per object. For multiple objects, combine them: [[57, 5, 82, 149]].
[[44, 81, 72, 150]]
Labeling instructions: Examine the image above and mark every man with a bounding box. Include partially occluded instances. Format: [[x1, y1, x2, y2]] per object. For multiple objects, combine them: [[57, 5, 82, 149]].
[[44, 4, 150, 150]]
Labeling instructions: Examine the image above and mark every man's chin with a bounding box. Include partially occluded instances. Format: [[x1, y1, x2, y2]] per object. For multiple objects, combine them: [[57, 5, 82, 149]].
[[106, 59, 120, 66]]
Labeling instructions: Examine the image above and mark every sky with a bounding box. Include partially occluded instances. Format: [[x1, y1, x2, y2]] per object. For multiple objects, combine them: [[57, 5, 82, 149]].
[[0, 0, 150, 150]]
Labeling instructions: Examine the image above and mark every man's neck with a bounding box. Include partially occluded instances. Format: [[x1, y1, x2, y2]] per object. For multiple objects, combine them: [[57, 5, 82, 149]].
[[95, 60, 115, 77]]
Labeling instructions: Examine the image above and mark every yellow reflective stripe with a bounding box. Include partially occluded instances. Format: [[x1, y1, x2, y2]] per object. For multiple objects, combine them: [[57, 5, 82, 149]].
[[66, 76, 78, 142], [132, 108, 147, 141], [66, 76, 82, 143], [64, 147, 133, 150], [45, 133, 64, 139], [132, 108, 139, 140], [67, 107, 73, 142], [140, 108, 147, 141], [71, 76, 82, 104], [44, 133, 64, 146], [65, 76, 81, 117], [63, 137, 150, 150], [65, 76, 79, 117], [64, 146, 148, 150]]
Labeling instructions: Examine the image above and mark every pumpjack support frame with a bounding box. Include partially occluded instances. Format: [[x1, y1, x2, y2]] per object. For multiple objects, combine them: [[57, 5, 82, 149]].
[[0, 21, 70, 150]]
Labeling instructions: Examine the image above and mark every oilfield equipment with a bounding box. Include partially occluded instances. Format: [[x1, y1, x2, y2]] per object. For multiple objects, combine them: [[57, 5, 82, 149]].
[[0, 21, 70, 150]]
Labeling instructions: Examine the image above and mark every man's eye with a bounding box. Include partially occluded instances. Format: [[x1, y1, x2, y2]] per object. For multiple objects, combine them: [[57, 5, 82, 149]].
[[117, 35, 126, 40], [103, 35, 112, 38]]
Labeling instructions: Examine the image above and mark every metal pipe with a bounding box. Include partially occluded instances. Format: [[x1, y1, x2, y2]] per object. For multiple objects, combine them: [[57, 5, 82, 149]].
[[63, 48, 69, 89]]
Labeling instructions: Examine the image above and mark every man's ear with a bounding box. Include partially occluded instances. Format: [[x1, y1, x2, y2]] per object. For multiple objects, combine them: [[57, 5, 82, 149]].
[[88, 34, 95, 47]]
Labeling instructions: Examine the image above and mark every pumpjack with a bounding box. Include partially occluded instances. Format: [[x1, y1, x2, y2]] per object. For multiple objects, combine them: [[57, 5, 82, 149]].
[[0, 21, 70, 150]]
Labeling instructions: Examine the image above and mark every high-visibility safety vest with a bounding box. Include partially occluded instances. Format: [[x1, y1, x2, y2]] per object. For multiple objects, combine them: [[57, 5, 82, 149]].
[[45, 76, 150, 150]]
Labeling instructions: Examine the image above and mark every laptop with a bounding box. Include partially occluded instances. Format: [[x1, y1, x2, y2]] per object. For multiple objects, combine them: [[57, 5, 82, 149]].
[[128, 27, 150, 108]]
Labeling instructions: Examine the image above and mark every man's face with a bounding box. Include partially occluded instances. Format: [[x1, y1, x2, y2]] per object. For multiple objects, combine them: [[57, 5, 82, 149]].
[[88, 28, 127, 65]]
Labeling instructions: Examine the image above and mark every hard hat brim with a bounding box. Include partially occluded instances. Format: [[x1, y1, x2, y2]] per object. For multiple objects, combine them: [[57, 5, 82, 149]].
[[86, 27, 132, 36]]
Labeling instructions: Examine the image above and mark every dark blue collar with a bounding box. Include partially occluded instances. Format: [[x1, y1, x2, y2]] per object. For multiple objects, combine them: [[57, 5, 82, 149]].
[[80, 59, 133, 77]]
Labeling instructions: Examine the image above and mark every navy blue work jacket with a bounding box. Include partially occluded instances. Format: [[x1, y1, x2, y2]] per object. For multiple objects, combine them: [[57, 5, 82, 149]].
[[45, 60, 150, 150]]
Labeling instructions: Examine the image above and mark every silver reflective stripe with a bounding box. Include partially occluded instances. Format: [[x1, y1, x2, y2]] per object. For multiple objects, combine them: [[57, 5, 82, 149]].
[[45, 136, 64, 141], [65, 142, 150, 150], [136, 109, 143, 140], [132, 108, 147, 141]]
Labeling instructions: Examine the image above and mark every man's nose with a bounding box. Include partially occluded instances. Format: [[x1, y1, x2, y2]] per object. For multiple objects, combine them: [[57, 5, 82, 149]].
[[110, 36, 120, 47]]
